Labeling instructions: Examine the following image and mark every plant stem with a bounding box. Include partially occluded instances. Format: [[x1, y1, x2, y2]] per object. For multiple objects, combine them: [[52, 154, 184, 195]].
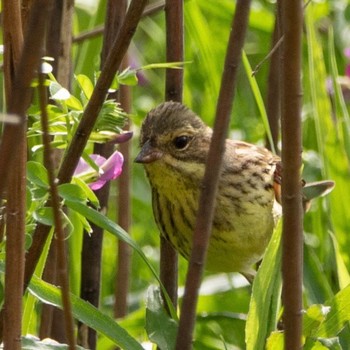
[[280, 0, 304, 348], [175, 1, 252, 349], [38, 72, 76, 350]]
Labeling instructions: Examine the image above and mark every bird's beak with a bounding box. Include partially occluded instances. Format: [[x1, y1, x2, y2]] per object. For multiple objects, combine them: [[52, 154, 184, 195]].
[[135, 140, 163, 164]]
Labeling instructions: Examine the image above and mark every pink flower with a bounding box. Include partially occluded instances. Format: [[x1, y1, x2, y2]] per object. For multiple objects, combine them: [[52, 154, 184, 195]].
[[75, 150, 124, 190]]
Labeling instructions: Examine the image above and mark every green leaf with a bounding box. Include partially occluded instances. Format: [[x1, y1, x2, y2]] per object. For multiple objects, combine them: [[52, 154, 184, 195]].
[[58, 183, 87, 203], [49, 81, 71, 100], [65, 94, 83, 111], [145, 286, 178, 350], [140, 61, 190, 70], [304, 337, 342, 350], [242, 51, 275, 154], [65, 200, 147, 258], [13, 335, 87, 349], [33, 207, 54, 226], [246, 220, 282, 350], [27, 161, 49, 188], [64, 200, 177, 320], [27, 275, 143, 350], [75, 74, 94, 100], [71, 177, 100, 208], [117, 67, 138, 86], [266, 331, 284, 350], [316, 284, 350, 338], [329, 232, 350, 290], [304, 304, 330, 337]]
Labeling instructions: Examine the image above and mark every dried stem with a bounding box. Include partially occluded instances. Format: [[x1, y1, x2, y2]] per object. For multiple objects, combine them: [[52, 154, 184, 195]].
[[38, 72, 76, 349], [280, 0, 304, 348], [40, 0, 74, 341], [0, 0, 52, 342], [73, 1, 165, 44], [115, 78, 133, 319], [24, 0, 147, 299], [159, 0, 184, 313], [1, 1, 25, 347], [3, 121, 26, 350], [78, 2, 128, 348], [175, 1, 252, 349], [0, 0, 51, 201]]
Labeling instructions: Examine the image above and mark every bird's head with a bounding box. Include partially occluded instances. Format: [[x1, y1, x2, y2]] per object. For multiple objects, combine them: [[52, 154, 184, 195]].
[[135, 101, 211, 166]]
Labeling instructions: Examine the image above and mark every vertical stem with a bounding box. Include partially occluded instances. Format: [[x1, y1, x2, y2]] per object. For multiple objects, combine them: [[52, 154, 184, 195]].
[[23, 0, 147, 297], [2, 0, 24, 103], [41, 1, 73, 340], [280, 0, 304, 348], [161, 0, 184, 311], [0, 0, 52, 201], [0, 0, 53, 342], [56, 0, 74, 89], [3, 120, 26, 350], [175, 1, 251, 349], [79, 1, 129, 348], [1, 1, 25, 348], [38, 72, 76, 350], [115, 79, 132, 319]]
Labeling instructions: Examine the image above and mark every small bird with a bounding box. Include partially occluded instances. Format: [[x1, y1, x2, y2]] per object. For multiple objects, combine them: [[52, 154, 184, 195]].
[[135, 101, 334, 279]]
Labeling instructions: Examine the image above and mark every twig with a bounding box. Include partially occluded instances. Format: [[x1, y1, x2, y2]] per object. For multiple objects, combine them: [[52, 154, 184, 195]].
[[73, 1, 164, 44], [24, 0, 148, 296], [265, 15, 282, 153], [38, 72, 76, 349], [1, 1, 25, 348], [252, 35, 284, 77], [175, 1, 252, 349], [0, 0, 51, 202], [159, 0, 184, 313], [115, 65, 133, 320], [78, 2, 127, 348], [280, 0, 304, 348], [253, 0, 312, 77]]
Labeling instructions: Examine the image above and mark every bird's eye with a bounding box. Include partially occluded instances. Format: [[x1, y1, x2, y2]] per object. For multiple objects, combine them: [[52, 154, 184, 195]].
[[173, 135, 191, 150]]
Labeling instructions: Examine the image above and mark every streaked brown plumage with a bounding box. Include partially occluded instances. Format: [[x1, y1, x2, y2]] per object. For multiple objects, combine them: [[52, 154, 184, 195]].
[[135, 101, 334, 278]]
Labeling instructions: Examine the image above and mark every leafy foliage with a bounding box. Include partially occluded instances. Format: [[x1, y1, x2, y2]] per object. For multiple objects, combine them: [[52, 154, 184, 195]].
[[1, 0, 350, 349]]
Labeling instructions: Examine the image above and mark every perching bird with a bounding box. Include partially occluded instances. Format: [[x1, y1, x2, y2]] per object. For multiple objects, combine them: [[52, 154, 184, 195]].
[[135, 101, 334, 279]]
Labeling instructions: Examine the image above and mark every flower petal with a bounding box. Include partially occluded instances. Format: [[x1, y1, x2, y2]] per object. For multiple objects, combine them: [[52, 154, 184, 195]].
[[89, 179, 107, 191], [111, 131, 133, 144], [100, 150, 124, 182], [75, 158, 90, 175]]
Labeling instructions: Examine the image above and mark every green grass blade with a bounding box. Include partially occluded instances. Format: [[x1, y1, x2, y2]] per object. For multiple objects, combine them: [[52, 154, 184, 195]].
[[242, 51, 275, 154], [246, 220, 282, 350], [28, 275, 143, 350], [65, 200, 178, 320]]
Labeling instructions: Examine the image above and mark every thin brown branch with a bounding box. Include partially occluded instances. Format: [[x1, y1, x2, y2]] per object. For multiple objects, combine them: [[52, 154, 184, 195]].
[[252, 36, 284, 77], [280, 0, 304, 348], [73, 1, 164, 44], [253, 0, 310, 77], [0, 0, 53, 342], [78, 2, 128, 349], [57, 0, 147, 184], [24, 0, 148, 297], [38, 72, 76, 350], [41, 1, 74, 340], [3, 121, 26, 350], [115, 73, 133, 320], [0, 0, 52, 202], [160, 0, 184, 313], [2, 0, 23, 104], [175, 1, 252, 349]]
